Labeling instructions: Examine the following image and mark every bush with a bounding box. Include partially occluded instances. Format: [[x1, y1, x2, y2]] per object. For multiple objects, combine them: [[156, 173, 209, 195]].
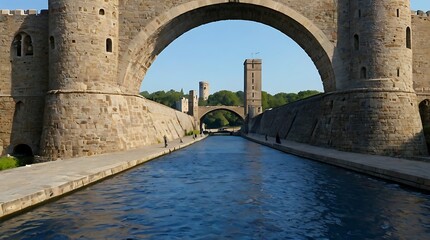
[[0, 156, 20, 171]]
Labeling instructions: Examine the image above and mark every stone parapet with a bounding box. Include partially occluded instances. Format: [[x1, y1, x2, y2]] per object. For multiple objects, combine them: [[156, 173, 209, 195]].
[[0, 9, 48, 16], [411, 10, 430, 17]]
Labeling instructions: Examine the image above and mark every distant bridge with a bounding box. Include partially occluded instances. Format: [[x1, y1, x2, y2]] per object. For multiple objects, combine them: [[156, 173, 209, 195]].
[[198, 106, 245, 121]]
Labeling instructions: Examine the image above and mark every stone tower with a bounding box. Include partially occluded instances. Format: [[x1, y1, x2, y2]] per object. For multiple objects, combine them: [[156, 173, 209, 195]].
[[199, 81, 209, 101], [47, 0, 119, 92], [244, 59, 262, 118], [188, 90, 198, 118], [40, 0, 121, 158], [333, 0, 427, 155]]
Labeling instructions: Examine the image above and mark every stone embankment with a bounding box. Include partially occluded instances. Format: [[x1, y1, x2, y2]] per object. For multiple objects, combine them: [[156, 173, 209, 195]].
[[0, 135, 206, 220], [244, 133, 430, 192]]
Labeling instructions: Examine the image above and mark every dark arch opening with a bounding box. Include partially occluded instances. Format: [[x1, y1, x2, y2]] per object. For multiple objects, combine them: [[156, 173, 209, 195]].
[[360, 67, 367, 79], [13, 144, 33, 157], [23, 35, 33, 56], [200, 109, 245, 134], [50, 36, 55, 49], [99, 9, 105, 15], [13, 34, 22, 57], [406, 27, 411, 49], [106, 38, 113, 52], [354, 34, 359, 50], [419, 99, 430, 154]]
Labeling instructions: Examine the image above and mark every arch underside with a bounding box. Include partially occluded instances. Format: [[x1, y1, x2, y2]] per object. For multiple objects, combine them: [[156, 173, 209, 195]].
[[199, 107, 245, 122], [119, 2, 336, 93]]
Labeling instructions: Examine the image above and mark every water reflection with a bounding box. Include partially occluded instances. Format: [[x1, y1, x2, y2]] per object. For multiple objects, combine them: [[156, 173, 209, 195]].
[[1, 137, 429, 239]]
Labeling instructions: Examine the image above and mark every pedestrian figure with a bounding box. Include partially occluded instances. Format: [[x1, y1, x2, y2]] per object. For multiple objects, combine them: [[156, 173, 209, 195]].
[[265, 134, 268, 141], [164, 135, 168, 147], [276, 133, 281, 144], [180, 137, 183, 143]]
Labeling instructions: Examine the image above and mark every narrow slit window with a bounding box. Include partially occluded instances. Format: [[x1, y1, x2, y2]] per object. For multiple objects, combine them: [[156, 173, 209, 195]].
[[406, 27, 411, 49], [23, 35, 33, 56], [354, 34, 359, 50], [358, 9, 361, 18], [360, 67, 367, 79], [106, 38, 112, 52], [14, 35, 22, 57], [397, 68, 400, 77], [397, 9, 400, 17], [50, 36, 55, 50]]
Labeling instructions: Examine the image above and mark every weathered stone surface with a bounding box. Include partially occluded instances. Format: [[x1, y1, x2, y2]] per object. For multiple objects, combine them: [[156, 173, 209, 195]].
[[0, 0, 429, 158], [249, 90, 427, 157], [40, 92, 195, 160]]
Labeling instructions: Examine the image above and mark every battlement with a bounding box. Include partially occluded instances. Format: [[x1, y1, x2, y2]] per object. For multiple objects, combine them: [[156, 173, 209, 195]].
[[0, 9, 48, 16], [411, 10, 430, 17]]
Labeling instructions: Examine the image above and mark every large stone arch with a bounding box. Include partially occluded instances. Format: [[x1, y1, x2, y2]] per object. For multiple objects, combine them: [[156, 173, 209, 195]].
[[118, 0, 336, 93]]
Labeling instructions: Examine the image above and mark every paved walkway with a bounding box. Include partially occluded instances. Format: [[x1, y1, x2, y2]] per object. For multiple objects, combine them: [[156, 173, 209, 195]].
[[2, 134, 429, 220], [244, 133, 430, 192], [0, 135, 206, 220]]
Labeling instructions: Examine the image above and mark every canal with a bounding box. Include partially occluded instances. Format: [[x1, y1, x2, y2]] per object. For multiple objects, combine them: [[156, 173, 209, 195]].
[[1, 136, 430, 239]]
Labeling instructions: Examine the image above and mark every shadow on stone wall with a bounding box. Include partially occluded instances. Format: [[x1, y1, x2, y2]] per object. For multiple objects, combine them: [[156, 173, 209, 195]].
[[8, 14, 49, 156], [248, 91, 428, 158]]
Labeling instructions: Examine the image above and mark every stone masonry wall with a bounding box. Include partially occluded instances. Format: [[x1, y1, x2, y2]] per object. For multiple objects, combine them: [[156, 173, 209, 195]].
[[40, 92, 195, 160], [412, 11, 430, 101], [117, 0, 338, 93], [0, 10, 49, 155], [249, 90, 427, 157]]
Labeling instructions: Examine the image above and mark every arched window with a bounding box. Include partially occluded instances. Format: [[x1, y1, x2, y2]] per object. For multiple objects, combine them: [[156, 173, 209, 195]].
[[360, 67, 367, 79], [23, 35, 33, 56], [354, 34, 359, 50], [406, 27, 411, 49], [13, 35, 22, 57], [106, 38, 112, 52], [99, 9, 105, 15], [50, 36, 55, 50]]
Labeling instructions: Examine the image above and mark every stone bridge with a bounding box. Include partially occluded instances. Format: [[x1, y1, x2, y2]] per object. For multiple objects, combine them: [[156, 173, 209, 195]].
[[198, 106, 245, 121], [1, 0, 430, 160]]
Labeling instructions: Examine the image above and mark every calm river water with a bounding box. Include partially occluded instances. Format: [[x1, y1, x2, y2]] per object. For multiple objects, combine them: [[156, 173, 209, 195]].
[[1, 136, 430, 239]]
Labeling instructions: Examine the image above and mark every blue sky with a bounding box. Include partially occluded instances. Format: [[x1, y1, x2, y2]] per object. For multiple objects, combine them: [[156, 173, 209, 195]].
[[1, 1, 429, 94]]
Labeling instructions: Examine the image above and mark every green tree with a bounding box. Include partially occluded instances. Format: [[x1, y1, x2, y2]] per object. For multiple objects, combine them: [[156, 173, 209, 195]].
[[207, 90, 242, 106]]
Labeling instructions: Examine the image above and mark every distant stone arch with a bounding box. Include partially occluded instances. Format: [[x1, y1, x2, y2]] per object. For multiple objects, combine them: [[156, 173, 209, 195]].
[[199, 107, 245, 130], [119, 0, 336, 93], [198, 106, 245, 122]]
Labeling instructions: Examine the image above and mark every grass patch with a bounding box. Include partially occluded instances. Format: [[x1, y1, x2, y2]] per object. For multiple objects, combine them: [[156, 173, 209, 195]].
[[0, 155, 34, 171], [0, 156, 20, 171]]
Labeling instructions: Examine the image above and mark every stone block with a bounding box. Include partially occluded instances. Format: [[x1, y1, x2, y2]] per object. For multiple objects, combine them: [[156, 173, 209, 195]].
[[11, 10, 25, 15], [26, 10, 37, 15], [0, 10, 10, 15]]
